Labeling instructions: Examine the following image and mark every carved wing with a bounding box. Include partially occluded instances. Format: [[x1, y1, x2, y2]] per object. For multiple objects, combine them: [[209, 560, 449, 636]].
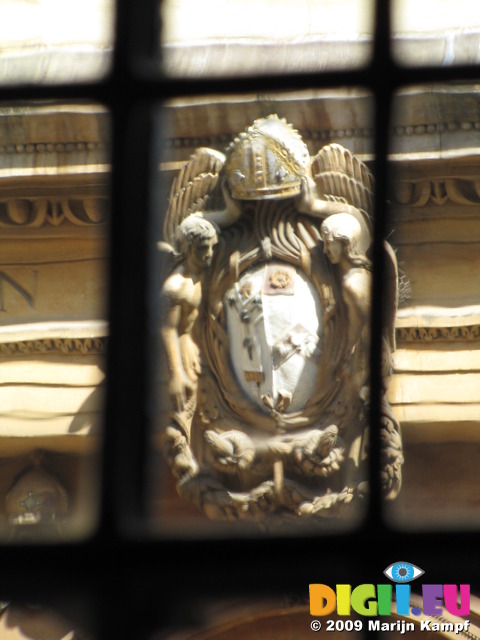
[[384, 240, 399, 353], [163, 147, 226, 249], [311, 143, 374, 231]]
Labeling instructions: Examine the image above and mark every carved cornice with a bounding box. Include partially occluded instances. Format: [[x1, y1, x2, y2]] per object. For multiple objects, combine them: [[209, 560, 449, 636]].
[[161, 120, 480, 154], [0, 336, 107, 356], [3, 327, 476, 352], [0, 141, 108, 156], [7, 328, 475, 352], [394, 120, 480, 137], [392, 178, 480, 207], [160, 128, 375, 152], [396, 325, 480, 343], [0, 197, 108, 227]]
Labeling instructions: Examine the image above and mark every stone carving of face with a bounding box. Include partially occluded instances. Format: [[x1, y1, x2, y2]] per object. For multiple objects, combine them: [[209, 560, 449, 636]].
[[191, 234, 217, 270], [322, 236, 343, 264], [320, 213, 362, 266], [177, 216, 218, 272]]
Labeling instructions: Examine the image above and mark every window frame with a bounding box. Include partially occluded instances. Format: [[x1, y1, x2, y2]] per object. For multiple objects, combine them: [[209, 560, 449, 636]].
[[1, 0, 479, 638]]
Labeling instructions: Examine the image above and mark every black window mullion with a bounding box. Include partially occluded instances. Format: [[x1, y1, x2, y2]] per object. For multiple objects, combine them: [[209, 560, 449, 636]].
[[367, 0, 395, 530], [1, 0, 479, 637]]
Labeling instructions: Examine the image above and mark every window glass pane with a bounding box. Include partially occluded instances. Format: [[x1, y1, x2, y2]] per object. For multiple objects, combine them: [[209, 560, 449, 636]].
[[392, 0, 480, 66], [0, 0, 114, 85], [147, 90, 378, 535], [0, 102, 110, 541], [386, 83, 480, 529], [160, 0, 374, 77]]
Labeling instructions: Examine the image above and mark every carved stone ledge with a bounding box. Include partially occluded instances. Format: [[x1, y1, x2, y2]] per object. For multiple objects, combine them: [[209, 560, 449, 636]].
[[163, 120, 480, 153], [0, 141, 108, 156], [396, 325, 480, 343], [394, 121, 480, 138], [0, 197, 108, 227], [0, 321, 108, 354], [392, 178, 480, 207], [160, 127, 375, 153], [0, 336, 107, 356]]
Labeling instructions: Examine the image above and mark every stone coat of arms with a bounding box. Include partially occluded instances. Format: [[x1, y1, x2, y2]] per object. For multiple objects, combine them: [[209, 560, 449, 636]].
[[157, 115, 403, 525]]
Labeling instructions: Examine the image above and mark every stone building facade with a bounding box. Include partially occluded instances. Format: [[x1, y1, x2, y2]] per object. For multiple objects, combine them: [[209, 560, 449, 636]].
[[1, 1, 480, 637], [2, 87, 480, 637]]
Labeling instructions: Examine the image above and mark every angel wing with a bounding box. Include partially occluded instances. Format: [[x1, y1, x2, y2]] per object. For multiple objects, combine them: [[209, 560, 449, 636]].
[[163, 147, 226, 249], [313, 144, 397, 349], [383, 240, 399, 353], [312, 143, 374, 220], [312, 144, 374, 253]]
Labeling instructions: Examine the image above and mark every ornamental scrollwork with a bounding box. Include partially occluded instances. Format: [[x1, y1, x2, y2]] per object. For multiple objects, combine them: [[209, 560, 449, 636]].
[[393, 179, 480, 207], [0, 337, 107, 356], [157, 115, 403, 525], [397, 325, 480, 343], [0, 198, 107, 227]]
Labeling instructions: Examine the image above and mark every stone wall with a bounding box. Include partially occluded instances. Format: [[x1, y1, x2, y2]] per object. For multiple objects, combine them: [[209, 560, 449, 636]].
[[0, 104, 109, 539], [1, 87, 480, 538]]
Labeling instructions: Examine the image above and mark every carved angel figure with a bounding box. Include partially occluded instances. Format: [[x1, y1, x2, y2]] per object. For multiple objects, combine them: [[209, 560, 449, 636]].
[[159, 215, 218, 478], [319, 212, 372, 399], [321, 213, 371, 341], [156, 114, 403, 523]]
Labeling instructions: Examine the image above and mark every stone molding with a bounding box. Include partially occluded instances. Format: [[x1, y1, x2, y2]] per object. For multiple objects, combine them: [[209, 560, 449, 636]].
[[0, 196, 108, 227], [2, 327, 476, 356], [396, 325, 480, 343], [163, 32, 480, 78], [160, 123, 480, 154], [2, 176, 479, 232], [392, 178, 480, 207], [0, 140, 108, 156], [159, 127, 375, 151], [0, 336, 107, 356], [7, 327, 477, 353], [0, 321, 108, 354], [394, 120, 480, 138]]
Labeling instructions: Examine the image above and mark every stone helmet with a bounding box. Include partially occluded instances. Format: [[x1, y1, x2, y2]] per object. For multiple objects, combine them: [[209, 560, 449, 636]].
[[224, 114, 310, 200], [5, 458, 68, 526]]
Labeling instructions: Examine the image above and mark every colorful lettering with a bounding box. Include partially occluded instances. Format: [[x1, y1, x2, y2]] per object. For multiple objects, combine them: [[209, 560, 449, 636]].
[[395, 584, 411, 616], [444, 584, 470, 616], [351, 584, 378, 616], [309, 584, 336, 616], [377, 584, 392, 616], [336, 584, 351, 615], [309, 581, 471, 617], [422, 585, 444, 616]]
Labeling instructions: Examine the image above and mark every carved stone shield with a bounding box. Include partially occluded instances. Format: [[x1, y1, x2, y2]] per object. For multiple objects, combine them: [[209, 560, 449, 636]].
[[158, 118, 403, 522], [224, 262, 322, 415]]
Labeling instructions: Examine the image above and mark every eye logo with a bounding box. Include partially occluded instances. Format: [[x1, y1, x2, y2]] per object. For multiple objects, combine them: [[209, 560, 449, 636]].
[[384, 561, 424, 583]]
